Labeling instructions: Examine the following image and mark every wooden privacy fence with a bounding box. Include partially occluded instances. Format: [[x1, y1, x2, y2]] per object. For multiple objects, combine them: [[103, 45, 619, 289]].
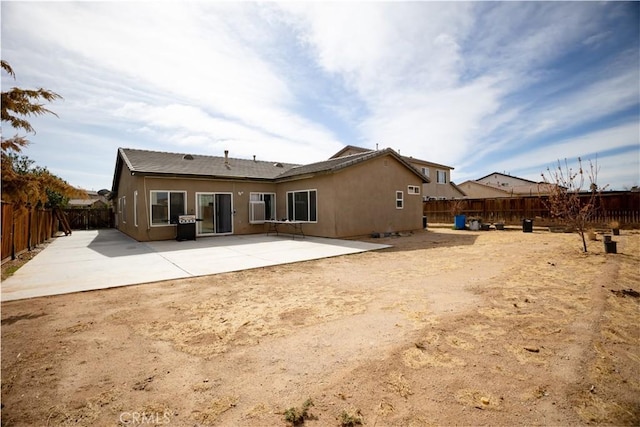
[[423, 192, 640, 227], [63, 208, 113, 230], [1, 204, 114, 262], [1, 203, 58, 262]]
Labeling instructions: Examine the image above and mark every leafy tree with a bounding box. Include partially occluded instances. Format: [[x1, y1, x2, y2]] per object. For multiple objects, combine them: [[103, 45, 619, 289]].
[[2, 153, 79, 208], [1, 60, 62, 153], [540, 157, 604, 252], [1, 61, 83, 207]]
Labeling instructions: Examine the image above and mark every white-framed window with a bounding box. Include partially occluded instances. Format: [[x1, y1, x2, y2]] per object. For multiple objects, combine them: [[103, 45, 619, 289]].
[[249, 192, 276, 224], [436, 170, 447, 184], [150, 191, 186, 226], [396, 191, 404, 209], [421, 167, 430, 179], [133, 190, 138, 227], [120, 196, 127, 223], [408, 185, 421, 195], [286, 189, 317, 222]]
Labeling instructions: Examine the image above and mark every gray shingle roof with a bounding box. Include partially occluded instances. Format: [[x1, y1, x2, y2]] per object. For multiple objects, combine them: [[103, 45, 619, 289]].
[[119, 148, 299, 180], [113, 146, 428, 192], [276, 149, 388, 179]]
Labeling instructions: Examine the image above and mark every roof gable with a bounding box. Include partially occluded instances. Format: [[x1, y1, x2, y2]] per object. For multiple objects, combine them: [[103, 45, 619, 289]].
[[276, 148, 429, 183], [476, 172, 539, 185], [403, 156, 454, 171], [459, 180, 512, 195], [330, 145, 455, 171], [329, 145, 372, 159]]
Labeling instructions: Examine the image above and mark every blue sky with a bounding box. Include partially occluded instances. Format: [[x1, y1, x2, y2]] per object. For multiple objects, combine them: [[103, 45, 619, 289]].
[[2, 1, 638, 191]]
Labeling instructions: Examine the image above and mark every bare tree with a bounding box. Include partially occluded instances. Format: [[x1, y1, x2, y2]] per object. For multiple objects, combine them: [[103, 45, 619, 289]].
[[540, 157, 604, 252]]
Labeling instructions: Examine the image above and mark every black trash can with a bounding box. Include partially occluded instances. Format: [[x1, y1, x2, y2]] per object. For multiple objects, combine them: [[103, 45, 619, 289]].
[[522, 219, 533, 233], [604, 241, 617, 254], [423, 216, 427, 229]]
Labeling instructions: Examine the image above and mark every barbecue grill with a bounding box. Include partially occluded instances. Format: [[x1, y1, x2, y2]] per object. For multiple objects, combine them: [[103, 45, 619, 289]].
[[176, 215, 196, 241]]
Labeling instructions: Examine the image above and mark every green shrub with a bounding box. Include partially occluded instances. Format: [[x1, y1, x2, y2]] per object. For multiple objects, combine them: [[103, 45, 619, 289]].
[[284, 398, 314, 426], [339, 410, 363, 427]]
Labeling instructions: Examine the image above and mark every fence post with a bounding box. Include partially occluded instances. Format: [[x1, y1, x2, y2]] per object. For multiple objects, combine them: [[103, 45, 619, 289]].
[[11, 217, 16, 260], [27, 207, 32, 251]]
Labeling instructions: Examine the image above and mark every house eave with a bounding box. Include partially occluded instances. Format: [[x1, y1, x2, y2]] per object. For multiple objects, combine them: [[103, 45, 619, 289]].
[[131, 171, 278, 183]]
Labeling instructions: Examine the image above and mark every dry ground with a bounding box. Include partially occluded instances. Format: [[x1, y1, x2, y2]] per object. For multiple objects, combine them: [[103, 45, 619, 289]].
[[1, 228, 639, 426]]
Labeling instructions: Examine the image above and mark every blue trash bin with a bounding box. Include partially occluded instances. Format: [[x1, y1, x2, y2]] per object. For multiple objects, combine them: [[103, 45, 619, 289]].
[[454, 215, 466, 230]]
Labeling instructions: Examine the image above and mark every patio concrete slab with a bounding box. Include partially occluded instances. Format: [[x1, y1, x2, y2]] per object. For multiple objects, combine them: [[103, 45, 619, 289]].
[[1, 229, 390, 302]]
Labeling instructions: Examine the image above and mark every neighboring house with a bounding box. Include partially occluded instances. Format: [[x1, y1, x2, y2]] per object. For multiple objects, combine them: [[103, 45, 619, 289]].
[[67, 191, 109, 209], [330, 145, 466, 200], [460, 172, 548, 198], [458, 180, 513, 198], [111, 147, 427, 241]]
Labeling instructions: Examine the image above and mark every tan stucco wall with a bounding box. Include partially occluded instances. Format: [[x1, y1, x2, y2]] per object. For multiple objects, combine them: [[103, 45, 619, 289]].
[[332, 155, 423, 236], [115, 153, 424, 241], [459, 181, 511, 198], [407, 161, 465, 199], [115, 166, 278, 241], [113, 162, 139, 238], [423, 180, 466, 199], [276, 155, 423, 238]]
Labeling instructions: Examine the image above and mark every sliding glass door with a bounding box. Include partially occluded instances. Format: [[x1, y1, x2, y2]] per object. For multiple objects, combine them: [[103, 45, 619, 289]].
[[196, 193, 233, 235]]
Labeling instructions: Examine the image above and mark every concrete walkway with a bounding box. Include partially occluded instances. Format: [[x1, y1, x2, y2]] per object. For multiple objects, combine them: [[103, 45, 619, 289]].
[[1, 230, 389, 302]]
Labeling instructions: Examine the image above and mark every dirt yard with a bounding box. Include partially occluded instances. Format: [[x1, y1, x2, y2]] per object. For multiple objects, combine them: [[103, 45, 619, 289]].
[[2, 228, 639, 426]]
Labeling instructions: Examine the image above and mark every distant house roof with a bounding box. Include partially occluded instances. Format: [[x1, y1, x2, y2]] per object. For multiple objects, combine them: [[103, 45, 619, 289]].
[[476, 172, 540, 185], [449, 182, 467, 197], [68, 199, 99, 207], [459, 180, 513, 196], [112, 147, 428, 192], [67, 198, 108, 208], [459, 179, 550, 198], [277, 148, 428, 182], [330, 145, 454, 170], [67, 189, 109, 207], [329, 145, 372, 159]]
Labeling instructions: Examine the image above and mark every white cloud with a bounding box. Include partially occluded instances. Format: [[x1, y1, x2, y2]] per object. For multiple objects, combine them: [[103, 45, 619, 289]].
[[3, 3, 344, 160], [594, 151, 640, 190], [359, 76, 502, 165], [1, 2, 637, 192], [279, 2, 473, 93], [467, 122, 640, 187], [112, 102, 336, 163]]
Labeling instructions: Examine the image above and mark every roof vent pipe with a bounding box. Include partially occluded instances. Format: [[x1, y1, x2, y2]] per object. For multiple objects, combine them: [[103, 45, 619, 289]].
[[224, 150, 229, 164]]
